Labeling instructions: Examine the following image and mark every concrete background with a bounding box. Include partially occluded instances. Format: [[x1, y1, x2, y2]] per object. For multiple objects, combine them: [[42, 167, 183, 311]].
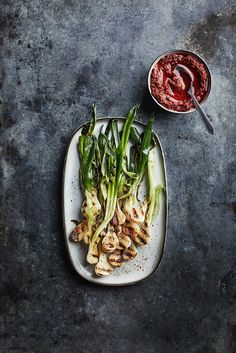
[[0, 0, 235, 352]]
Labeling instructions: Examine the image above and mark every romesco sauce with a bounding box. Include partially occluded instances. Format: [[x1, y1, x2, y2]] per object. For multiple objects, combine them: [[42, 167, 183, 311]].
[[150, 53, 209, 112]]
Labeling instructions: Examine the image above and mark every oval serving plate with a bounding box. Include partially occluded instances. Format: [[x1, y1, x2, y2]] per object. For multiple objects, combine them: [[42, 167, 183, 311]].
[[63, 117, 168, 286]]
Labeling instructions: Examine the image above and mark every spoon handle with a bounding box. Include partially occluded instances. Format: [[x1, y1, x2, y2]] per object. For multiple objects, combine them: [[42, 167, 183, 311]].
[[189, 92, 214, 135]]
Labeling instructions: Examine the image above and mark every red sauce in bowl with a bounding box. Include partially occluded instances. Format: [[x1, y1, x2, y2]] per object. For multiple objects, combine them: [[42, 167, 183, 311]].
[[150, 52, 209, 112]]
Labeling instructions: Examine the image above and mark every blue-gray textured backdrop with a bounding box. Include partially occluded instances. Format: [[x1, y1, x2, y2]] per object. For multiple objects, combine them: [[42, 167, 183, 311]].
[[0, 1, 235, 352]]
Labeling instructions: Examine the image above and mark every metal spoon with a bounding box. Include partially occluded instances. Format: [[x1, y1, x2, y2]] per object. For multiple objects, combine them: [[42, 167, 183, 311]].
[[175, 64, 214, 135]]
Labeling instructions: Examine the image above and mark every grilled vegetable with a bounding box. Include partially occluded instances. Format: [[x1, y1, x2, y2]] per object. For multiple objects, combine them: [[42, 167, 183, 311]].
[[69, 104, 163, 276], [70, 220, 88, 242], [102, 225, 119, 253], [123, 243, 138, 260], [140, 149, 165, 242], [95, 247, 113, 276], [108, 249, 124, 267], [70, 104, 101, 244]]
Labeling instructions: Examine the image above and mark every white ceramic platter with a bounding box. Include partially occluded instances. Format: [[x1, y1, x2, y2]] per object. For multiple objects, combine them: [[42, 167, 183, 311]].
[[63, 118, 167, 286]]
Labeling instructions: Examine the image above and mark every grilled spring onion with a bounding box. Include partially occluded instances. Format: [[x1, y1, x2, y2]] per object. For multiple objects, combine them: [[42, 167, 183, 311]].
[[123, 114, 155, 221], [141, 149, 165, 236], [70, 104, 101, 244], [122, 115, 165, 245]]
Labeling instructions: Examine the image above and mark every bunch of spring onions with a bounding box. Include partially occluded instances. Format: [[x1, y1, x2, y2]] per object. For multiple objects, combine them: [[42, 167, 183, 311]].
[[70, 104, 164, 276]]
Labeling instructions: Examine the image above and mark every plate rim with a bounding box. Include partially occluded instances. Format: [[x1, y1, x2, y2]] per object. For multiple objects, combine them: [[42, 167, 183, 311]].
[[62, 117, 168, 286]]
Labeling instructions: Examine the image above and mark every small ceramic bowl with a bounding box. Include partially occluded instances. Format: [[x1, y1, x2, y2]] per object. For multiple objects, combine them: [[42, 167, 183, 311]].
[[147, 49, 212, 114]]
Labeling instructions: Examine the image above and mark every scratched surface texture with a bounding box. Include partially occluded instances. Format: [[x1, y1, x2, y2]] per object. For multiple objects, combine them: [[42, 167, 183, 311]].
[[0, 0, 235, 352]]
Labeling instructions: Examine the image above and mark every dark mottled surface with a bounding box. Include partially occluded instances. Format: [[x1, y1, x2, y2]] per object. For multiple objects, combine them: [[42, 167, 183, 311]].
[[0, 0, 235, 352]]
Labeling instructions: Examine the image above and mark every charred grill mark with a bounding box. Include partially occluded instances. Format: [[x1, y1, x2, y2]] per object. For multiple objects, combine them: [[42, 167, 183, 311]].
[[139, 231, 148, 242], [94, 235, 103, 245], [127, 226, 135, 235], [117, 244, 125, 250], [132, 208, 138, 219], [96, 267, 112, 273], [123, 225, 136, 236], [123, 248, 137, 260], [109, 259, 123, 267], [136, 227, 150, 244], [108, 250, 124, 267], [109, 257, 123, 264], [132, 234, 145, 245], [102, 230, 119, 252]]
